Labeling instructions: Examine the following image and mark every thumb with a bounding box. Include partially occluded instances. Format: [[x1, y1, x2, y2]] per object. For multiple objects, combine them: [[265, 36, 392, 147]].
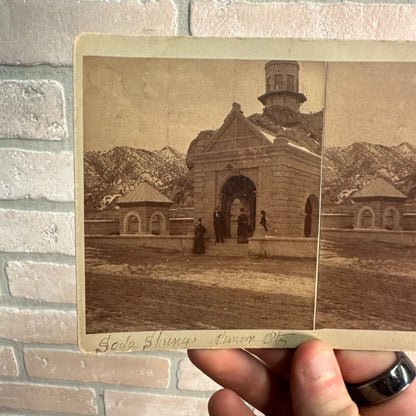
[[291, 341, 360, 416]]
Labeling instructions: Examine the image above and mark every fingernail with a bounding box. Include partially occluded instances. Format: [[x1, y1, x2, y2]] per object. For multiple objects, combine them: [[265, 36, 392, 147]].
[[303, 350, 339, 383]]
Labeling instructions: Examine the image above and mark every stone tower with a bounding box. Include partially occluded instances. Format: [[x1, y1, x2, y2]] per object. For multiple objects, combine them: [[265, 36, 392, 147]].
[[257, 61, 306, 112]]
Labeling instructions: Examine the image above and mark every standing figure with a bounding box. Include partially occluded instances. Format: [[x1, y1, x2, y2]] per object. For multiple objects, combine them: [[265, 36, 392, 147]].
[[260, 210, 268, 231], [193, 218, 206, 254], [213, 207, 225, 243], [237, 208, 249, 244]]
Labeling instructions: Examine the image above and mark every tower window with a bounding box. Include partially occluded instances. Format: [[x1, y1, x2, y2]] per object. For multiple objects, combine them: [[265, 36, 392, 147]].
[[267, 76, 272, 92], [275, 74, 283, 90], [287, 74, 295, 91]]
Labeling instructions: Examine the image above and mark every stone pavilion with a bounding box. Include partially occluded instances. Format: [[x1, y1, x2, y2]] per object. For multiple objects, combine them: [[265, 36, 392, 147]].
[[186, 60, 322, 240], [117, 182, 173, 235], [351, 177, 408, 230]]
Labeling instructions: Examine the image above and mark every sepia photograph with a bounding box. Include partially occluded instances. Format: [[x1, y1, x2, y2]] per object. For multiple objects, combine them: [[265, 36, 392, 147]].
[[81, 55, 326, 335], [316, 62, 416, 331]]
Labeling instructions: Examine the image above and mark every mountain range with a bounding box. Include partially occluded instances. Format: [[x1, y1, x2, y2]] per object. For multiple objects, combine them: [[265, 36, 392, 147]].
[[84, 141, 416, 214], [322, 141, 416, 205], [84, 145, 189, 212]]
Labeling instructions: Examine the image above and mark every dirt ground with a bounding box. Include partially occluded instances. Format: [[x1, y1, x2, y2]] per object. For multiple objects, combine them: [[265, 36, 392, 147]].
[[316, 235, 416, 331], [84, 238, 317, 334]]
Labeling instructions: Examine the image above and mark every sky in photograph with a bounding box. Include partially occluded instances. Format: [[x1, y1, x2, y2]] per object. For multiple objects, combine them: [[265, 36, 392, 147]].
[[83, 57, 326, 153], [324, 61, 416, 148]]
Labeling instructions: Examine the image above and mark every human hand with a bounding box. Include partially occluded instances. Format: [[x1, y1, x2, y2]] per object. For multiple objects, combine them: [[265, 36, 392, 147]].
[[188, 340, 416, 415]]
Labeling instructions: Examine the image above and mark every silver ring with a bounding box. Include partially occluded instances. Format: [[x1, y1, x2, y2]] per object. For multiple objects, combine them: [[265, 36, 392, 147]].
[[346, 352, 416, 406]]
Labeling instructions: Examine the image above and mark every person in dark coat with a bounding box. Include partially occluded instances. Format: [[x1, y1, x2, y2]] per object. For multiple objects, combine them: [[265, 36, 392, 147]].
[[237, 208, 249, 243], [260, 210, 268, 231], [193, 218, 206, 254], [213, 207, 225, 243]]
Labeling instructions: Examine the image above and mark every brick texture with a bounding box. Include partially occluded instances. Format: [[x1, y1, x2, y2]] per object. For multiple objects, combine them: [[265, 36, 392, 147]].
[[177, 358, 220, 391], [105, 391, 209, 416], [0, 347, 18, 376], [0, 0, 176, 65], [0, 382, 97, 414], [0, 210, 74, 255], [190, 2, 416, 40], [0, 150, 74, 201], [25, 349, 170, 388], [0, 308, 77, 345], [0, 81, 67, 140], [6, 261, 76, 303]]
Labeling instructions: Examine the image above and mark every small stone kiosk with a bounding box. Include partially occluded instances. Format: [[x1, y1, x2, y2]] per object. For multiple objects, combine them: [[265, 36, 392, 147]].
[[117, 182, 173, 235], [351, 177, 408, 230], [186, 60, 322, 255]]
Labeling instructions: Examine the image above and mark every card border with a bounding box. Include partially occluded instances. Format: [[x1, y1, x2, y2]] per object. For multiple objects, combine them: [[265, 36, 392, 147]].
[[75, 35, 416, 352]]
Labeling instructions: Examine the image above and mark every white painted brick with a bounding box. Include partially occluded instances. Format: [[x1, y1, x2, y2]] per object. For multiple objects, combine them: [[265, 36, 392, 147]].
[[0, 81, 67, 141], [177, 358, 220, 391], [6, 262, 76, 303], [0, 150, 73, 201], [191, 2, 416, 41], [0, 347, 18, 376], [25, 349, 170, 388], [0, 0, 176, 66], [105, 391, 209, 416], [0, 210, 74, 255], [0, 382, 97, 414], [0, 307, 77, 344]]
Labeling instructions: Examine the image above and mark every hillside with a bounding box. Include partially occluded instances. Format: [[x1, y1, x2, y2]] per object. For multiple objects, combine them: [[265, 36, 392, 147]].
[[84, 145, 190, 212], [322, 141, 416, 204]]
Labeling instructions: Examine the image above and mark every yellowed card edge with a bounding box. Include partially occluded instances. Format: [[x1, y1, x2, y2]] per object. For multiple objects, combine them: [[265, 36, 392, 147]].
[[74, 34, 416, 353]]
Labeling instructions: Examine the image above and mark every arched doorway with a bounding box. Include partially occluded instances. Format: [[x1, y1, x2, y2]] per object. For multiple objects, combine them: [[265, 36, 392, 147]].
[[123, 212, 141, 234], [150, 211, 166, 235], [383, 206, 400, 230], [220, 175, 256, 238], [357, 206, 374, 229], [304, 194, 319, 237]]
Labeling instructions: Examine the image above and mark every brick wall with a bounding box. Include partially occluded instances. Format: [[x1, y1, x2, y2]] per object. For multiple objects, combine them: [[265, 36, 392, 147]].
[[2, 1, 416, 415]]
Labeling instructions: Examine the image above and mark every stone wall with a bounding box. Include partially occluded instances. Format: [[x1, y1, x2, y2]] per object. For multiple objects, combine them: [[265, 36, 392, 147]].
[[321, 228, 416, 247], [85, 220, 120, 235], [321, 213, 354, 229], [86, 235, 194, 254], [2, 1, 416, 415]]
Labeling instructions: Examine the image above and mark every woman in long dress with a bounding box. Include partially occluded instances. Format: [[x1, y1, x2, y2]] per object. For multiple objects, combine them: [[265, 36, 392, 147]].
[[193, 218, 206, 254], [237, 208, 249, 244]]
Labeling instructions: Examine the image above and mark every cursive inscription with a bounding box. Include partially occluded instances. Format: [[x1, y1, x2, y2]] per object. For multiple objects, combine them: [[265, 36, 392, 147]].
[[262, 331, 300, 347], [142, 331, 197, 350], [215, 332, 258, 346], [96, 334, 137, 353]]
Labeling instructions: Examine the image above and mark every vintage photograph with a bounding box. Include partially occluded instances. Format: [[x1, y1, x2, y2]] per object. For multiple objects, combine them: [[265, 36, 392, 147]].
[[82, 56, 326, 334], [316, 62, 416, 331]]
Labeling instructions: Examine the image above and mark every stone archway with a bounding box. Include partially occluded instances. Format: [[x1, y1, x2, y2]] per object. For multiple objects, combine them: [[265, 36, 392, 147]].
[[123, 211, 141, 234], [304, 194, 319, 237], [356, 206, 375, 229], [383, 206, 401, 230], [220, 175, 256, 238], [149, 211, 167, 235]]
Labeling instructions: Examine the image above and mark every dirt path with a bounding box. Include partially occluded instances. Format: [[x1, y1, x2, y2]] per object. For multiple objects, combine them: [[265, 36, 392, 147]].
[[316, 236, 416, 331], [84, 239, 317, 334]]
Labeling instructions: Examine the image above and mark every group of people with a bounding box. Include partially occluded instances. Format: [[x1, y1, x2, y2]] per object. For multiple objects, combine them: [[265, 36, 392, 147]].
[[193, 207, 268, 254]]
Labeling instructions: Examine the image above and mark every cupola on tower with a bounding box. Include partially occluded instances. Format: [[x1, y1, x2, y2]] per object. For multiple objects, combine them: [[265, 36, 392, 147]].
[[257, 61, 306, 112]]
